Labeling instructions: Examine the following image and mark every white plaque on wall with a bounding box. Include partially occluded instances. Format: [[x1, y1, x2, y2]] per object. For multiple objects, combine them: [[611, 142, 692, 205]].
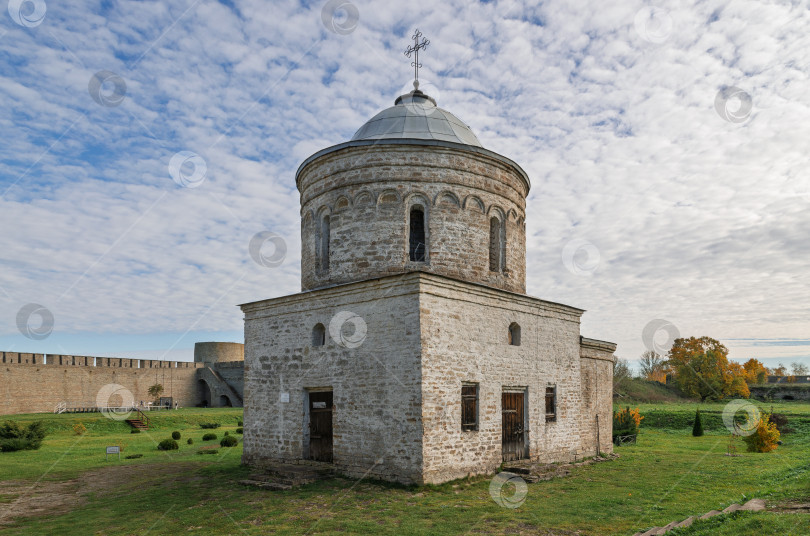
[[280, 392, 290, 403]]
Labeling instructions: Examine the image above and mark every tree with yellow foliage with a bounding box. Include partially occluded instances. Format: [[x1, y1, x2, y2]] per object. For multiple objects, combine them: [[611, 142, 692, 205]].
[[667, 337, 750, 401], [742, 358, 768, 385]]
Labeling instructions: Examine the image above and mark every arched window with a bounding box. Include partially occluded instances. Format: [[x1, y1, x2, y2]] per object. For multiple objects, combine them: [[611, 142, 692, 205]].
[[409, 206, 426, 262], [320, 216, 330, 271], [489, 217, 505, 272], [312, 323, 326, 347], [508, 322, 521, 346]]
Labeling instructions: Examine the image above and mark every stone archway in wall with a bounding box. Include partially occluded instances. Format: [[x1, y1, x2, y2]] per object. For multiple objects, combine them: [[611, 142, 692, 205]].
[[198, 379, 212, 407], [219, 394, 233, 407]]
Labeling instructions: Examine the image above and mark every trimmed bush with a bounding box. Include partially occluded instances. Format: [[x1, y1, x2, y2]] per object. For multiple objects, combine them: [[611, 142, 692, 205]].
[[692, 409, 704, 437], [187, 438, 194, 445], [171, 431, 181, 440], [236, 427, 243, 434], [220, 435, 238, 447], [744, 412, 781, 453], [0, 421, 46, 452], [125, 453, 143, 459], [130, 428, 141, 434], [157, 438, 179, 451], [202, 433, 217, 441], [200, 423, 221, 429], [225, 431, 230, 437], [238, 420, 243, 426]]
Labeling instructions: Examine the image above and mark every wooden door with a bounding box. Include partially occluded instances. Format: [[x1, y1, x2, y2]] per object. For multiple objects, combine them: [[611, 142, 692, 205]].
[[502, 392, 525, 461], [308, 391, 333, 463]]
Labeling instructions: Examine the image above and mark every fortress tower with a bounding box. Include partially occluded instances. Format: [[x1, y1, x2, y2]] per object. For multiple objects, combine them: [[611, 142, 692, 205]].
[[240, 36, 616, 484]]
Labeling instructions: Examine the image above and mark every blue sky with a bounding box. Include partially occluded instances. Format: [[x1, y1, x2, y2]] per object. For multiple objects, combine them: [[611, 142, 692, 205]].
[[1, 0, 809, 369]]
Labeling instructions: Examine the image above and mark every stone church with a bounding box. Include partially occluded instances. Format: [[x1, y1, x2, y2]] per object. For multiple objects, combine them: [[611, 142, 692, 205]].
[[240, 74, 617, 484]]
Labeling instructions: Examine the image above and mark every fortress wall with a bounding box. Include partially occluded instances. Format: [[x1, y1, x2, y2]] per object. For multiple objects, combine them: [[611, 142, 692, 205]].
[[0, 351, 205, 415], [212, 361, 245, 398]]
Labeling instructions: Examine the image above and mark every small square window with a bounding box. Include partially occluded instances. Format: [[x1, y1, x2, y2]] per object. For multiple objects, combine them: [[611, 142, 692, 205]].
[[461, 383, 479, 431], [545, 386, 557, 423]]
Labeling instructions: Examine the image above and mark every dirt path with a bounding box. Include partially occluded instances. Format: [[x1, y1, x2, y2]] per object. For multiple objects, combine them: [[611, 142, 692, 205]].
[[0, 462, 203, 527]]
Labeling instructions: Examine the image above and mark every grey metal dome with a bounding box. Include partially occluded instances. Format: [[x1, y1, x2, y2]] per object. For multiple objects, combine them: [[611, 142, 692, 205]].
[[351, 89, 483, 147]]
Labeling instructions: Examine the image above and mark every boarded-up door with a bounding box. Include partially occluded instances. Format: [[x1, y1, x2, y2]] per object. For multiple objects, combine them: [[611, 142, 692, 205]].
[[308, 391, 333, 463], [502, 391, 525, 461]]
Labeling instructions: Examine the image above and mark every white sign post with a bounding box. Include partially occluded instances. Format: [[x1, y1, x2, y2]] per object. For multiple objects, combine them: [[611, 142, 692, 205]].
[[106, 445, 120, 461]]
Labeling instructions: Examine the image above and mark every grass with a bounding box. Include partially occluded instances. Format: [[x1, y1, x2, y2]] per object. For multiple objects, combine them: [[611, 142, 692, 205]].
[[1, 404, 808, 535], [0, 408, 243, 481]]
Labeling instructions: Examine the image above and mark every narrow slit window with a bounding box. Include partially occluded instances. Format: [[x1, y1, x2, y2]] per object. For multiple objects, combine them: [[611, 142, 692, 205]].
[[461, 383, 479, 431], [545, 386, 557, 423], [409, 207, 426, 262], [489, 217, 502, 272], [320, 216, 330, 271]]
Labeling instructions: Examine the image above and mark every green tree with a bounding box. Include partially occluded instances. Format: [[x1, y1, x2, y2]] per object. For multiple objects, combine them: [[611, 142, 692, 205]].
[[692, 408, 704, 437], [147, 384, 164, 404]]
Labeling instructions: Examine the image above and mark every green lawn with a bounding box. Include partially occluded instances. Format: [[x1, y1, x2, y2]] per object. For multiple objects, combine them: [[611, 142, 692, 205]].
[[0, 404, 808, 535]]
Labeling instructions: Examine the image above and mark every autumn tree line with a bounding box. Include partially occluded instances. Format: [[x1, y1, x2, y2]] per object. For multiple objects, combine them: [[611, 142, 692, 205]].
[[614, 336, 810, 401]]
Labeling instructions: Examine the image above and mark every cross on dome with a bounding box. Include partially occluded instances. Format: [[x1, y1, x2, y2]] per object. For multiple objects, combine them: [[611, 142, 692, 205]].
[[404, 29, 430, 90]]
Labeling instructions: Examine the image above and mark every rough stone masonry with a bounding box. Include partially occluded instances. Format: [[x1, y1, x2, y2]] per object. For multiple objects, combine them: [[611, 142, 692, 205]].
[[240, 84, 617, 485]]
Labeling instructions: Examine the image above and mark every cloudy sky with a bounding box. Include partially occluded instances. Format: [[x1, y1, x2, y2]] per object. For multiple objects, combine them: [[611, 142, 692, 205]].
[[1, 0, 808, 369]]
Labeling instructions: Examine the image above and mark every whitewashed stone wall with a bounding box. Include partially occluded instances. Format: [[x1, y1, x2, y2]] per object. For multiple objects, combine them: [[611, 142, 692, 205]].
[[240, 275, 424, 484], [418, 275, 588, 483], [241, 272, 616, 485], [580, 339, 617, 456]]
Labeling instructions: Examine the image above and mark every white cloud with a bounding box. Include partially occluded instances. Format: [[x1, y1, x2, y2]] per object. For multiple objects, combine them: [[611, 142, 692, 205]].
[[1, 0, 809, 364]]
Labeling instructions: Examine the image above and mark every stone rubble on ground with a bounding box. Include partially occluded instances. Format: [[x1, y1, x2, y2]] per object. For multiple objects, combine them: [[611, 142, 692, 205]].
[[631, 499, 766, 536]]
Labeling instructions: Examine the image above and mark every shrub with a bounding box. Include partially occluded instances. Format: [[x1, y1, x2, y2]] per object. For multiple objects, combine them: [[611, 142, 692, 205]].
[[73, 422, 87, 436], [692, 409, 704, 437], [220, 435, 238, 447], [187, 438, 194, 445], [0, 421, 46, 452], [768, 413, 793, 434], [236, 427, 243, 434], [198, 449, 219, 455], [157, 439, 179, 451], [130, 428, 141, 434], [613, 407, 644, 439], [200, 423, 220, 429], [171, 431, 181, 440], [743, 412, 780, 453], [225, 431, 230, 436], [125, 453, 143, 459], [238, 420, 243, 426], [202, 433, 217, 441]]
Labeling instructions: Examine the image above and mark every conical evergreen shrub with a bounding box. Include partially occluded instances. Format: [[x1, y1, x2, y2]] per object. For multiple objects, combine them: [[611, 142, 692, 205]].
[[692, 408, 704, 437]]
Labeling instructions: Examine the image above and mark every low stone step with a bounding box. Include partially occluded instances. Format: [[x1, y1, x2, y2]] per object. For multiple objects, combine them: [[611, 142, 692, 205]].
[[238, 479, 292, 491]]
